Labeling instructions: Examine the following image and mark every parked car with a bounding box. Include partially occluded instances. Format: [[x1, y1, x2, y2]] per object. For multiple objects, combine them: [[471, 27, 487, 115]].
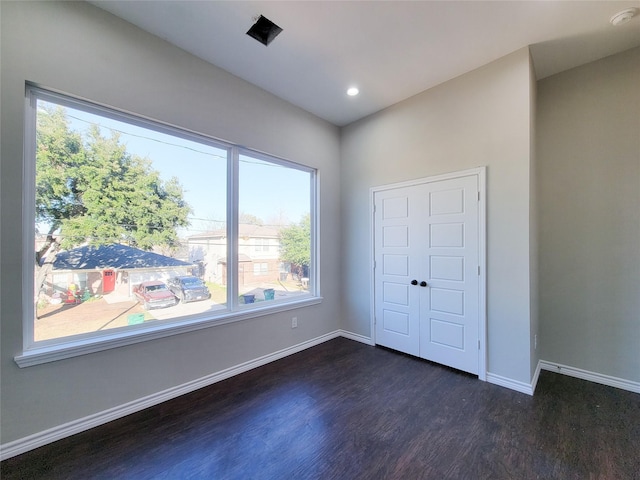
[[168, 276, 211, 303], [133, 281, 177, 310]]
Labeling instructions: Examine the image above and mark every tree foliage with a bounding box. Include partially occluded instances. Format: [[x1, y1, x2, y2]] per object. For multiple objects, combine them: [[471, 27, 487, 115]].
[[36, 105, 191, 253], [278, 214, 311, 276]]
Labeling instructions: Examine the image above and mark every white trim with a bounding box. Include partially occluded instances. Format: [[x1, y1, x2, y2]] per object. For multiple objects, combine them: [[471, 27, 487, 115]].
[[8, 343, 639, 462], [15, 297, 323, 368], [339, 329, 375, 345], [531, 360, 543, 394], [2, 330, 342, 461], [476, 167, 487, 381], [370, 167, 486, 193], [369, 185, 377, 354], [229, 146, 239, 309], [369, 167, 487, 380], [539, 360, 640, 394], [486, 371, 535, 396], [21, 84, 321, 365], [311, 167, 320, 298], [23, 88, 38, 354]]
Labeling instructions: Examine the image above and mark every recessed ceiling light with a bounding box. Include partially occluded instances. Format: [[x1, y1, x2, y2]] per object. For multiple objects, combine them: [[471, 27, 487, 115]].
[[347, 87, 359, 97], [610, 8, 638, 26]]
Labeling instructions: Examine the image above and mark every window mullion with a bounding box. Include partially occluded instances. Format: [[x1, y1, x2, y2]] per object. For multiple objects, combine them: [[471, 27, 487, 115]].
[[228, 147, 240, 309]]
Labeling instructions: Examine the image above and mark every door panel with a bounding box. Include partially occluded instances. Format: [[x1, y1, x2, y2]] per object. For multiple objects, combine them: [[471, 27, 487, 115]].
[[430, 223, 464, 247], [430, 256, 464, 281], [420, 175, 479, 374], [383, 309, 410, 335], [383, 226, 409, 247], [430, 188, 465, 215], [383, 254, 409, 276], [430, 288, 464, 315], [383, 282, 409, 305], [374, 189, 421, 356], [374, 173, 480, 375], [430, 319, 465, 349]]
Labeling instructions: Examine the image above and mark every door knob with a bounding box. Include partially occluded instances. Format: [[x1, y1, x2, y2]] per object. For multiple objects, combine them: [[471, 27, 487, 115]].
[[420, 281, 428, 287], [411, 280, 418, 286]]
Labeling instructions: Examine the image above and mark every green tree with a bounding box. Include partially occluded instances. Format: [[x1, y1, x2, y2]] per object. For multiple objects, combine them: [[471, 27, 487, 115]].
[[36, 106, 86, 241], [35, 105, 192, 292], [278, 214, 310, 279], [60, 124, 191, 249]]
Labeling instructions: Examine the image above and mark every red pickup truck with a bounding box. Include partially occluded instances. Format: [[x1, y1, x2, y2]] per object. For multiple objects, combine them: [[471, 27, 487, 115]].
[[133, 281, 177, 310]]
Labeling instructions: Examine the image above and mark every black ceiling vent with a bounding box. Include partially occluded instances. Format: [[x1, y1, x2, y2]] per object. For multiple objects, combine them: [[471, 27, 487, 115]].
[[246, 15, 283, 46]]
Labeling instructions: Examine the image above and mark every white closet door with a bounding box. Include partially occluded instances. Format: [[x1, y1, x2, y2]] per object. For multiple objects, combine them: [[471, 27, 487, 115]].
[[374, 173, 480, 375], [373, 186, 422, 356], [419, 175, 479, 374]]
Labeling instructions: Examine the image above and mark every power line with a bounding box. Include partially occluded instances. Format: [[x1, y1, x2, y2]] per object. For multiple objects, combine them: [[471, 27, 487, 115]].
[[64, 112, 292, 170], [65, 113, 228, 161]]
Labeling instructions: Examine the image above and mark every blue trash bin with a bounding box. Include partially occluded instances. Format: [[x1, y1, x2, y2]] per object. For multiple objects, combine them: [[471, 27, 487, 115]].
[[264, 288, 275, 301], [242, 294, 255, 304]]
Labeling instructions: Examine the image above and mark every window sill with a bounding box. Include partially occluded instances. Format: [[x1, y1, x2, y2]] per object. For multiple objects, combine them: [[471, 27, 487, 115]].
[[15, 296, 323, 368]]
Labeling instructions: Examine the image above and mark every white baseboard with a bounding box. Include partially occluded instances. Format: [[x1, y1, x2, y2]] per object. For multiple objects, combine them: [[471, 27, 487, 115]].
[[0, 330, 342, 461], [345, 332, 538, 397], [338, 329, 374, 345], [539, 360, 640, 394], [486, 372, 535, 396], [530, 359, 542, 394], [7, 335, 636, 461]]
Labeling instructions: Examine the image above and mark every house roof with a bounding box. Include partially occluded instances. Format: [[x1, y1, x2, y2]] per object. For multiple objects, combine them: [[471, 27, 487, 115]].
[[188, 224, 281, 240], [218, 254, 253, 265], [51, 244, 193, 271]]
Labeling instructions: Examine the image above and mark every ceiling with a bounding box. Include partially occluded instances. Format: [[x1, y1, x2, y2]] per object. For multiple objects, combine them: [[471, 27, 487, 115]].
[[90, 1, 640, 127]]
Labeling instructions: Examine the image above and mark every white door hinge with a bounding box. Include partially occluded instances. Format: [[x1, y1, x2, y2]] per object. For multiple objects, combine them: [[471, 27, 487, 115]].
[[478, 266, 480, 275], [477, 191, 480, 201], [478, 340, 481, 350]]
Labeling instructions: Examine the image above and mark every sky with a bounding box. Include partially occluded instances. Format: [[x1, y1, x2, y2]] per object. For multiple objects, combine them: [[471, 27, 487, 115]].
[[41, 100, 311, 238]]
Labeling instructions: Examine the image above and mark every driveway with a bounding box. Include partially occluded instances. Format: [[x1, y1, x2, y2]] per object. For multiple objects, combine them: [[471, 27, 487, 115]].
[[35, 281, 308, 341]]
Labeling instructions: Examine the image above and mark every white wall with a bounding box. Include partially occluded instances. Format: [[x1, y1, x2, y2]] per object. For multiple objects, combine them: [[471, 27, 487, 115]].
[[8, 0, 635, 456], [0, 1, 341, 444], [340, 48, 536, 385], [537, 47, 640, 383]]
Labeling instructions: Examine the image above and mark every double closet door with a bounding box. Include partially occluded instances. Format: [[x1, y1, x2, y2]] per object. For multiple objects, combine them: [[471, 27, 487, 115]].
[[373, 173, 481, 375]]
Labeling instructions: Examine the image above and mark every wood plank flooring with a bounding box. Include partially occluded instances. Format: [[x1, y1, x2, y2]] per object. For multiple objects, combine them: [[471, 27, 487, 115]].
[[2, 338, 639, 479]]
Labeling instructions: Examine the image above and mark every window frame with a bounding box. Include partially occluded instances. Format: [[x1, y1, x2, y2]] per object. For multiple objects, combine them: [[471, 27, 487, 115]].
[[17, 85, 321, 368]]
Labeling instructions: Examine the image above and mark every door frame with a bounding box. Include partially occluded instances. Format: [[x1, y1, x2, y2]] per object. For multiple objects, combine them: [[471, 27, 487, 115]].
[[370, 166, 487, 381]]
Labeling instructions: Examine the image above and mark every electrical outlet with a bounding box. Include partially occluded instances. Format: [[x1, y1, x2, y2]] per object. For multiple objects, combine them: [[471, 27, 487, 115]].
[[534, 334, 538, 350], [292, 317, 298, 328]]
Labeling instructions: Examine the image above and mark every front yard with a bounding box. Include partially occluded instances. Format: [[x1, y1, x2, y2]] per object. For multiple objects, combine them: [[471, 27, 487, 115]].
[[35, 298, 147, 342], [35, 280, 309, 342]]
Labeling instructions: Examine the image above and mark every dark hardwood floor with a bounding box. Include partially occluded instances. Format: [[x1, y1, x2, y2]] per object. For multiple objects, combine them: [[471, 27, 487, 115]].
[[2, 338, 639, 479]]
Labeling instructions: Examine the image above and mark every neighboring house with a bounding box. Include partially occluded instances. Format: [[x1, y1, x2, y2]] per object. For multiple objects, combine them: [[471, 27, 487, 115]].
[[186, 224, 289, 286], [43, 244, 194, 299]]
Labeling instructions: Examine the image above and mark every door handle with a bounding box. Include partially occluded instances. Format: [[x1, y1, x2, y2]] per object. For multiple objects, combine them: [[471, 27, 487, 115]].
[[411, 280, 418, 286], [420, 281, 428, 287]]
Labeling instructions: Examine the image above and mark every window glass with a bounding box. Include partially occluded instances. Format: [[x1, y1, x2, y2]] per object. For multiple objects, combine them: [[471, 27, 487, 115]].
[[27, 87, 317, 349], [33, 94, 227, 343], [238, 154, 313, 304]]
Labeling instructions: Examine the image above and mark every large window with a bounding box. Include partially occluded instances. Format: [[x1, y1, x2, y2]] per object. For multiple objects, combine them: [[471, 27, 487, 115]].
[[22, 86, 317, 360]]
